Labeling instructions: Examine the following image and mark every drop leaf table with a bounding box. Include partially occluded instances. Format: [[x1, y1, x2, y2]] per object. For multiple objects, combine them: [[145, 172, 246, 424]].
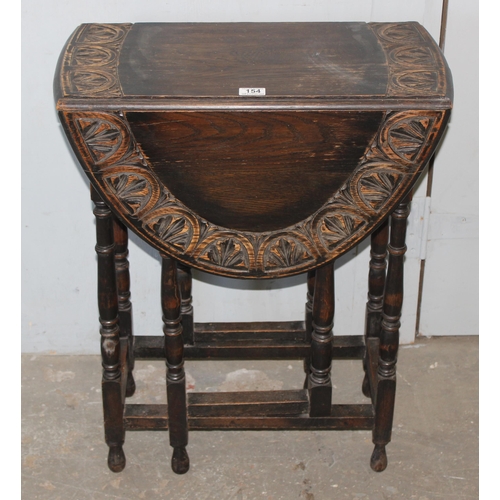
[[54, 22, 452, 474]]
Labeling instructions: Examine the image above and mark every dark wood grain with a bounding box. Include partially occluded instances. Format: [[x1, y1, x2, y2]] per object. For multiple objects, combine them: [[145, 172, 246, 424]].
[[132, 333, 366, 360], [126, 110, 383, 232], [194, 320, 305, 341], [124, 403, 374, 431], [187, 404, 374, 430], [187, 390, 309, 417], [119, 23, 387, 98]]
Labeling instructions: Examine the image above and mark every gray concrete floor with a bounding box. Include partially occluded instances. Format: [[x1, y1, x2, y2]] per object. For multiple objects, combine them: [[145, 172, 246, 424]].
[[22, 336, 478, 499]]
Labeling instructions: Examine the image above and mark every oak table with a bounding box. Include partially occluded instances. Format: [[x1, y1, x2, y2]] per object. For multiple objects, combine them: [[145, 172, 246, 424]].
[[54, 22, 453, 474]]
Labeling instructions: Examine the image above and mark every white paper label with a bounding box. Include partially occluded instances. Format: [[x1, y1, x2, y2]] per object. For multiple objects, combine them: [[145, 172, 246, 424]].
[[239, 87, 266, 96]]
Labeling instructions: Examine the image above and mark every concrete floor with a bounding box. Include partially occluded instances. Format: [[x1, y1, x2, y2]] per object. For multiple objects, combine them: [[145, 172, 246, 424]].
[[22, 336, 478, 499]]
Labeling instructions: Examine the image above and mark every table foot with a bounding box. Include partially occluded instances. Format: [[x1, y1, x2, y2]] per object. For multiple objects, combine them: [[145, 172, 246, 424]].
[[108, 445, 126, 473], [370, 444, 387, 472], [171, 446, 190, 474]]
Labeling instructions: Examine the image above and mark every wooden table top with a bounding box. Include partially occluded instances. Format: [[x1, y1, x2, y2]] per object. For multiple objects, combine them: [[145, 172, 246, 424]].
[[55, 22, 452, 278], [55, 22, 452, 106]]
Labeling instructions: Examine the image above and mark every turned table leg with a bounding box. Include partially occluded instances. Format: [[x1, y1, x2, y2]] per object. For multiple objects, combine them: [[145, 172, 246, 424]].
[[161, 255, 189, 474], [363, 218, 389, 398], [177, 263, 194, 345], [371, 198, 410, 472], [308, 262, 334, 417], [113, 216, 136, 398], [91, 187, 125, 473]]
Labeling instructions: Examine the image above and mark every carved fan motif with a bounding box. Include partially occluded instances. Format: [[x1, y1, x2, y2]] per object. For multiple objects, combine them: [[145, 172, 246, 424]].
[[388, 117, 431, 162], [377, 24, 422, 43], [78, 24, 128, 44], [263, 238, 314, 269], [318, 213, 366, 250], [77, 118, 122, 163], [358, 171, 402, 211], [151, 214, 193, 252], [71, 70, 119, 96], [200, 238, 250, 269], [392, 71, 438, 95], [390, 46, 434, 66], [105, 173, 152, 215], [72, 46, 116, 66]]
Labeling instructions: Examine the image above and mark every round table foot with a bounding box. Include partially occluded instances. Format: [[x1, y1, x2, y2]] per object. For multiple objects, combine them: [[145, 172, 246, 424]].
[[108, 445, 126, 473], [171, 446, 190, 474], [370, 444, 387, 472]]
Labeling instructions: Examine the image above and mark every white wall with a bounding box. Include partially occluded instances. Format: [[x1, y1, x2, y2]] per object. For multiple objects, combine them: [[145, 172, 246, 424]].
[[22, 0, 477, 354], [418, 0, 479, 337]]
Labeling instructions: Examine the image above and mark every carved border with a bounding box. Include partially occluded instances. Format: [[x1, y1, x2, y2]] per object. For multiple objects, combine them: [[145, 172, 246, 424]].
[[60, 23, 132, 97], [370, 23, 446, 97], [65, 108, 446, 277]]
